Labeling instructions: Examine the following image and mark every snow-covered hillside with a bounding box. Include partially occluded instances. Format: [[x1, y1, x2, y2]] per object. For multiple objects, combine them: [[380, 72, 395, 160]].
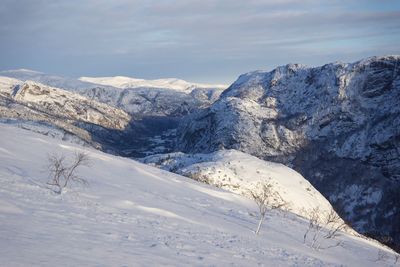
[[141, 150, 340, 222], [0, 76, 131, 149], [0, 79, 130, 130], [0, 123, 398, 266], [80, 76, 227, 92]]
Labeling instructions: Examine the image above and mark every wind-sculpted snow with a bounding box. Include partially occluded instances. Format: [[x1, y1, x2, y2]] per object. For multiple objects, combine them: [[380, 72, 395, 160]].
[[177, 55, 400, 251], [0, 124, 398, 266]]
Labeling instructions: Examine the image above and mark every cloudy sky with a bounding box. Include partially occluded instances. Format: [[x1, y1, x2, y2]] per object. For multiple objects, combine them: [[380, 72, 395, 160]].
[[1, 0, 400, 84]]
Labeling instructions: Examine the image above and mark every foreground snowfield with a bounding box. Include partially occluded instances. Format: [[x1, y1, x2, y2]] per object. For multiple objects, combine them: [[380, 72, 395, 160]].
[[0, 124, 397, 266]]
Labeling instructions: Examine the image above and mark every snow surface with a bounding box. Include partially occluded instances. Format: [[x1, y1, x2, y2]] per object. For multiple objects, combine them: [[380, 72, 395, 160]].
[[79, 76, 227, 92], [0, 123, 398, 266], [141, 150, 341, 222]]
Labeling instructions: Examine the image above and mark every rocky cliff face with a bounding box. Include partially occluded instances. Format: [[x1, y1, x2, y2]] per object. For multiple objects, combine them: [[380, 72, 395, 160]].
[[177, 55, 400, 250]]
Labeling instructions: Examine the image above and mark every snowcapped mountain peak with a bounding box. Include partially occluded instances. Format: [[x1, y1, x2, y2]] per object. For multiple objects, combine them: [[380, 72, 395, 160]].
[[0, 69, 98, 91], [79, 75, 227, 92]]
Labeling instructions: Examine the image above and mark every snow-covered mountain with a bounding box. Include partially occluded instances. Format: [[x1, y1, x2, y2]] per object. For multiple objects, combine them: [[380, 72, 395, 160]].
[[80, 75, 227, 92], [141, 150, 343, 222], [81, 86, 222, 116], [0, 76, 131, 148], [0, 69, 98, 91], [1, 123, 398, 266], [176, 55, 400, 251], [0, 69, 226, 116]]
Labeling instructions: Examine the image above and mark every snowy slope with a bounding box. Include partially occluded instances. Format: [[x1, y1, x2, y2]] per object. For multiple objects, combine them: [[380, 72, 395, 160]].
[[0, 124, 398, 266], [80, 76, 227, 92], [0, 77, 130, 130], [141, 150, 342, 221], [0, 76, 132, 150]]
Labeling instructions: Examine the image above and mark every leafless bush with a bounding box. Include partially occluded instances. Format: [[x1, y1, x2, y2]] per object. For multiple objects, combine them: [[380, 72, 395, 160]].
[[303, 207, 346, 250], [249, 181, 289, 235], [324, 208, 347, 239], [46, 151, 91, 194], [303, 207, 322, 246]]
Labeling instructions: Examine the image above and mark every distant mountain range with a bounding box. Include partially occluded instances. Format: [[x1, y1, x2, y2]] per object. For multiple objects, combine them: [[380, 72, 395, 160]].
[[0, 70, 226, 156]]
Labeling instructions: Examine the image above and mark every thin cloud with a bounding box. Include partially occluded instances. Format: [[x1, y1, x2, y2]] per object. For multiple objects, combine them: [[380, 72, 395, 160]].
[[0, 0, 399, 83]]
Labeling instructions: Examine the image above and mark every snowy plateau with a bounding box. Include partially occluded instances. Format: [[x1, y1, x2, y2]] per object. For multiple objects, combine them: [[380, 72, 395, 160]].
[[0, 55, 400, 266]]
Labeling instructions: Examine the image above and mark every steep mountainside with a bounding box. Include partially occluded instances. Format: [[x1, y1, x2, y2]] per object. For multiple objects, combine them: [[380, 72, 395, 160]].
[[176, 55, 400, 251], [1, 124, 398, 266]]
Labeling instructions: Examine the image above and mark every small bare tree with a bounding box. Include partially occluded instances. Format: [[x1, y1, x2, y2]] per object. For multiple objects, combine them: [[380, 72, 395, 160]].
[[303, 207, 324, 248], [303, 207, 346, 250], [46, 151, 91, 194], [324, 208, 347, 239], [249, 182, 288, 235]]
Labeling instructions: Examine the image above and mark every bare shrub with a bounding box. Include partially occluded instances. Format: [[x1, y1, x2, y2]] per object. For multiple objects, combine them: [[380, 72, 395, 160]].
[[303, 207, 346, 250], [249, 181, 289, 235], [46, 151, 91, 194], [324, 208, 347, 239]]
